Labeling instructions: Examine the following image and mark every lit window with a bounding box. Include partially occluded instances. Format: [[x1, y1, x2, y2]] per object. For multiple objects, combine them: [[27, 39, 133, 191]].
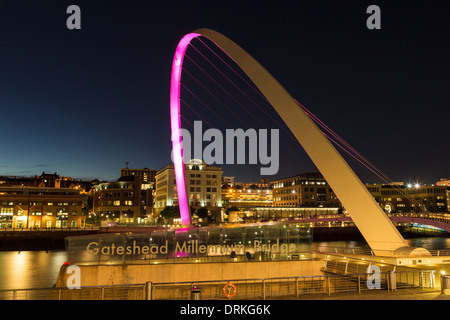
[[0, 208, 13, 215]]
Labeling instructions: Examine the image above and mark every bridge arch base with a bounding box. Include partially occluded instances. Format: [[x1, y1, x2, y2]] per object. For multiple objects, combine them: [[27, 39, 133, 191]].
[[392, 246, 431, 258]]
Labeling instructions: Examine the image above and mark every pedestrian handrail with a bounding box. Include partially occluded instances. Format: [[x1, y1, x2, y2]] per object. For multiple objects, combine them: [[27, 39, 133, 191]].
[[0, 269, 437, 300], [0, 226, 99, 232], [314, 245, 450, 257]]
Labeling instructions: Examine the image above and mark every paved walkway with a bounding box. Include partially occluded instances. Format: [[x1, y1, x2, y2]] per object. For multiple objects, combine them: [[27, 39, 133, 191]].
[[271, 288, 450, 300]]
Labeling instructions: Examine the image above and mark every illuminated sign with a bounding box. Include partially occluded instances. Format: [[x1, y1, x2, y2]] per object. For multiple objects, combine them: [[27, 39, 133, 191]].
[[86, 239, 297, 256]]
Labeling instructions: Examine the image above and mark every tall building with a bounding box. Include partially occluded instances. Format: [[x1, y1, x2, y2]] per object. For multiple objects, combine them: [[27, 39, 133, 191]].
[[272, 172, 341, 208], [93, 175, 152, 223], [120, 167, 157, 183], [154, 159, 222, 215]]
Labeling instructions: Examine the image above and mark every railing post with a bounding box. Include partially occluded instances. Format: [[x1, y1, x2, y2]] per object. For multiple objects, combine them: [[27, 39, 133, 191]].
[[432, 271, 436, 289], [388, 270, 396, 292], [262, 279, 265, 300], [357, 275, 361, 294], [344, 258, 348, 274], [295, 278, 299, 298], [327, 276, 331, 296], [386, 272, 390, 292]]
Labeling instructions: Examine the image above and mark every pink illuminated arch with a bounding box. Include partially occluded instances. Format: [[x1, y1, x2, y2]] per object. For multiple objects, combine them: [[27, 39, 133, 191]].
[[170, 32, 201, 225], [169, 29, 414, 255]]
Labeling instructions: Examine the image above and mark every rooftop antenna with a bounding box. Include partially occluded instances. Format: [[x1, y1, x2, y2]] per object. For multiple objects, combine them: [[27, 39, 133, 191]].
[[125, 161, 129, 169]]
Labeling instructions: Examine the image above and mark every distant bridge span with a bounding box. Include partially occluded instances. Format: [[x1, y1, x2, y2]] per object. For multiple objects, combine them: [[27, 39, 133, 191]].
[[282, 216, 450, 233], [389, 216, 450, 233]]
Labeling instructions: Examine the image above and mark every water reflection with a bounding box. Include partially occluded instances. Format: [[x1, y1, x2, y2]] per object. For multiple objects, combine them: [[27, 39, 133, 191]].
[[0, 251, 67, 290], [406, 237, 450, 251]]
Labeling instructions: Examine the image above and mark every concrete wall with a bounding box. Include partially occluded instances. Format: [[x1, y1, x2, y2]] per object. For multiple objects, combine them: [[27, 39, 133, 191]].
[[56, 258, 323, 287]]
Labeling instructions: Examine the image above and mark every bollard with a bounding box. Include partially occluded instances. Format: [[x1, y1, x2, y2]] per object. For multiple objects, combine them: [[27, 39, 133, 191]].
[[191, 285, 201, 300], [145, 281, 153, 300], [388, 270, 396, 291], [440, 273, 450, 295]]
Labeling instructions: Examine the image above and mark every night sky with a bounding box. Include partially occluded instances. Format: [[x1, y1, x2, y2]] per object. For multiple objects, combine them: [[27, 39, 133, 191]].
[[0, 1, 449, 185]]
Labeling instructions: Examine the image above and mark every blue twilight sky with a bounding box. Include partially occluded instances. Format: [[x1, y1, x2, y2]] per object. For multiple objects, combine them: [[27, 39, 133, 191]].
[[0, 0, 449, 184]]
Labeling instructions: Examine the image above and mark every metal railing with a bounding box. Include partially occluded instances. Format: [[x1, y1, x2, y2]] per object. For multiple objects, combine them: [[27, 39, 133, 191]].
[[150, 270, 436, 300], [0, 226, 99, 232], [0, 269, 437, 300], [0, 283, 149, 300], [314, 245, 450, 257]]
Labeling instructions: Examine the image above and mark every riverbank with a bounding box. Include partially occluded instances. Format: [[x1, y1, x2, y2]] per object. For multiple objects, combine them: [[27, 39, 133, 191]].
[[0, 229, 100, 251]]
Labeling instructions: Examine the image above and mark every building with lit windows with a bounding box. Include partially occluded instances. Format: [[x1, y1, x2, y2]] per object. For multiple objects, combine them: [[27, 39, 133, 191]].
[[0, 172, 92, 190], [93, 175, 152, 223], [366, 183, 448, 213], [222, 182, 273, 209], [272, 172, 341, 208], [120, 167, 157, 183], [437, 178, 450, 187], [0, 186, 85, 228], [154, 159, 222, 215]]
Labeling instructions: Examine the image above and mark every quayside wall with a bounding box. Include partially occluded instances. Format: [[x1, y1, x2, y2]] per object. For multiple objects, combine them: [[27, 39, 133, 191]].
[[55, 259, 323, 287]]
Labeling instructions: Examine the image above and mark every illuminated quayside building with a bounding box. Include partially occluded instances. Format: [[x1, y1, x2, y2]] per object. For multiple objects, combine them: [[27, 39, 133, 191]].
[[0, 172, 89, 228], [0, 187, 86, 229], [93, 175, 153, 224], [154, 159, 223, 216]]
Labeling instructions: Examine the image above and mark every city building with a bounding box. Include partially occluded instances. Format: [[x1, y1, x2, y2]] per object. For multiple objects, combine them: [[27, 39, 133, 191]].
[[119, 167, 156, 214], [0, 186, 86, 228], [437, 178, 450, 187], [120, 167, 157, 184], [222, 181, 273, 209], [366, 183, 448, 213], [0, 172, 92, 191], [154, 159, 222, 215], [272, 172, 341, 208], [93, 176, 152, 223], [222, 176, 235, 187]]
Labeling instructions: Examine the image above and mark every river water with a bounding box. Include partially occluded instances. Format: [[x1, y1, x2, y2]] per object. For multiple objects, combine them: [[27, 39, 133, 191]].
[[0, 237, 448, 291]]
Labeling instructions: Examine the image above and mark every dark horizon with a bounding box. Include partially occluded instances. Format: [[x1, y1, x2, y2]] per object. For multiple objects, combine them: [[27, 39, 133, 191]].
[[0, 1, 449, 185]]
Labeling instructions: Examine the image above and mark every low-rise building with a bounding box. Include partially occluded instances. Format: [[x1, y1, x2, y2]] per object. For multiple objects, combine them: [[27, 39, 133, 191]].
[[0, 186, 85, 228], [222, 183, 272, 209], [272, 172, 341, 208], [437, 178, 450, 187], [366, 184, 448, 213]]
